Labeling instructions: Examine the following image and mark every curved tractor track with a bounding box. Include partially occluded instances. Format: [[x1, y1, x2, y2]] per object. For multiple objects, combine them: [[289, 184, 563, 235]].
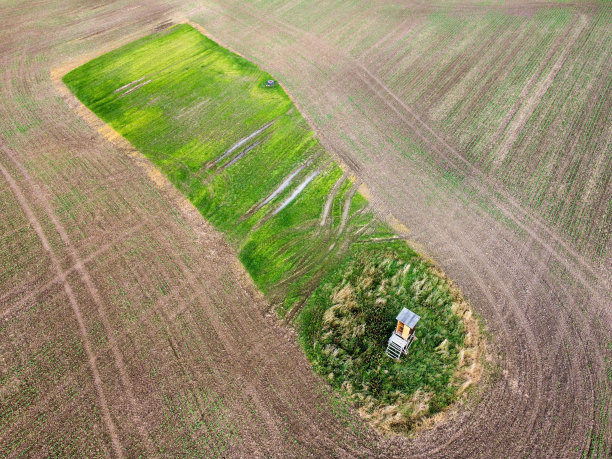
[[0, 0, 610, 458], [194, 0, 611, 456], [0, 1, 378, 456]]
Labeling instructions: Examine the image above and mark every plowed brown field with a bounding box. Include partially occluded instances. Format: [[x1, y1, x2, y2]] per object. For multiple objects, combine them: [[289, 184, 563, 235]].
[[1, 0, 610, 457]]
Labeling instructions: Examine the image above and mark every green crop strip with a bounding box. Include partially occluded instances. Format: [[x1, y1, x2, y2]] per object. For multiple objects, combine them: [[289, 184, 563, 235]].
[[63, 24, 474, 434]]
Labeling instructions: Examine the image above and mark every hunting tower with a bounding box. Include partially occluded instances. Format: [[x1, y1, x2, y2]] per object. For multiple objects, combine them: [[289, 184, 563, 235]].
[[385, 308, 420, 360]]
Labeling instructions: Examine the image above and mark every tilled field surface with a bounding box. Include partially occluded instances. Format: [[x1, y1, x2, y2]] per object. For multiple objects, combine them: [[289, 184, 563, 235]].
[[0, 0, 610, 457], [0, 1, 376, 456], [194, 0, 611, 456]]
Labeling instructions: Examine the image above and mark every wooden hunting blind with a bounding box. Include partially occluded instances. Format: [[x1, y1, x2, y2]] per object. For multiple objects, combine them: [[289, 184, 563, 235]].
[[386, 307, 420, 359]]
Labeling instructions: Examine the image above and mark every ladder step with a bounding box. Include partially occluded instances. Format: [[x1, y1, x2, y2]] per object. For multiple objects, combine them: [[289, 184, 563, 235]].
[[385, 344, 403, 358], [386, 335, 408, 359]]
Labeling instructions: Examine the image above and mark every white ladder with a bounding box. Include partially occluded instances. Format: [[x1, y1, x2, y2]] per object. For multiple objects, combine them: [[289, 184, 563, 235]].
[[386, 334, 407, 359]]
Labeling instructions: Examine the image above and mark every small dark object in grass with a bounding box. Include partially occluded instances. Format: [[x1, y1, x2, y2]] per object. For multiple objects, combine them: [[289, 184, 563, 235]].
[[265, 79, 276, 87]]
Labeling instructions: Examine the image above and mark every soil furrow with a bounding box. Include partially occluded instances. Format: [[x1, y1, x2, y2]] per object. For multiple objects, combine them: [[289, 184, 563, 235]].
[[0, 142, 155, 455], [0, 158, 124, 458]]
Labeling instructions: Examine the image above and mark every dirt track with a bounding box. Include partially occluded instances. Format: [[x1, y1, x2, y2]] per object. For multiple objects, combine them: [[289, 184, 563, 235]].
[[0, 0, 610, 457]]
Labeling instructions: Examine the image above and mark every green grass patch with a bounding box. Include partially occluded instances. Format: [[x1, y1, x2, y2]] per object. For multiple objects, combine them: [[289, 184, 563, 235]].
[[299, 242, 468, 432], [63, 23, 474, 434]]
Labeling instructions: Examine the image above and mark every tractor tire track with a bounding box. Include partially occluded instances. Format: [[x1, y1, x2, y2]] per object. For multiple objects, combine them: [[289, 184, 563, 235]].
[[202, 0, 609, 303], [0, 142, 155, 456], [490, 13, 589, 169], [197, 1, 611, 456], [319, 172, 346, 229], [0, 158, 124, 458], [0, 221, 144, 321], [337, 180, 360, 237]]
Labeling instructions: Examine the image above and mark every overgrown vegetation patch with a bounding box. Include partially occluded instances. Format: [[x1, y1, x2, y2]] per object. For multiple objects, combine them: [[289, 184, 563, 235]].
[[63, 24, 479, 434], [299, 243, 477, 433]]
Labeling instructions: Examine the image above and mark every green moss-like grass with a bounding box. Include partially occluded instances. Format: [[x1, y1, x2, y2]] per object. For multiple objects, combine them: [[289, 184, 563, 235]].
[[63, 24, 475, 434]]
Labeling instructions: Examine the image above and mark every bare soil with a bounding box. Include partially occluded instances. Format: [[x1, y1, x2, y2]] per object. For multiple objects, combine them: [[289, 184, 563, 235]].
[[193, 0, 611, 456], [0, 0, 610, 457], [0, 2, 378, 456]]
